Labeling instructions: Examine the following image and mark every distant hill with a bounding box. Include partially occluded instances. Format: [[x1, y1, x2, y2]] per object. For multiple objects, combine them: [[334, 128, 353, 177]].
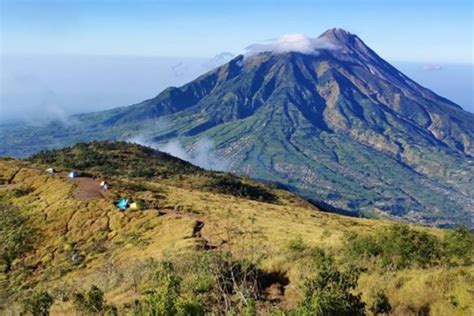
[[1, 28, 473, 227], [0, 142, 472, 315]]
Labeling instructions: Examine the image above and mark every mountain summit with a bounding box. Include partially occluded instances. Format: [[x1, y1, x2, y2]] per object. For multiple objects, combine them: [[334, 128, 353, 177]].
[[319, 27, 356, 42], [2, 28, 473, 227]]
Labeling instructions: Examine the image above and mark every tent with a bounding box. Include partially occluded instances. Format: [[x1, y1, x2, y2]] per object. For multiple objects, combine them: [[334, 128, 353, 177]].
[[129, 200, 144, 210], [68, 171, 78, 178], [46, 168, 56, 174], [100, 180, 109, 190], [116, 198, 129, 210]]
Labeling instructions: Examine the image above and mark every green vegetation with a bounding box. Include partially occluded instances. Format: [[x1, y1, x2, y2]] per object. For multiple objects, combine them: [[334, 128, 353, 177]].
[[444, 226, 474, 266], [29, 141, 201, 178], [296, 249, 365, 316], [22, 291, 54, 316], [134, 261, 204, 316], [369, 291, 392, 315], [0, 201, 37, 272], [28, 141, 279, 204], [73, 285, 117, 315], [204, 174, 277, 203], [343, 224, 473, 270], [0, 147, 472, 315]]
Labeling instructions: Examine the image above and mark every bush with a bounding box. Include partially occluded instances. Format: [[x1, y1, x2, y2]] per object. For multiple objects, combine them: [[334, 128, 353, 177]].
[[141, 261, 204, 316], [297, 248, 365, 316], [73, 285, 116, 315], [204, 175, 277, 203], [144, 261, 182, 315], [369, 291, 391, 315], [0, 202, 37, 272], [178, 251, 263, 315], [343, 224, 442, 270], [379, 225, 441, 269], [22, 291, 54, 316], [443, 225, 474, 266], [287, 236, 307, 256]]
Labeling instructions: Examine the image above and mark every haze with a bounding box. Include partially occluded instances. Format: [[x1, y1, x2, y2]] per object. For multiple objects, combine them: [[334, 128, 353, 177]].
[[1, 0, 473, 122]]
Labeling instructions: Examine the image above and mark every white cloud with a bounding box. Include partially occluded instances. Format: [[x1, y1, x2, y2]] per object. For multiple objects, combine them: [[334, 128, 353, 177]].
[[245, 33, 337, 55], [421, 64, 443, 71], [159, 137, 230, 171], [203, 52, 236, 70], [126, 135, 230, 171]]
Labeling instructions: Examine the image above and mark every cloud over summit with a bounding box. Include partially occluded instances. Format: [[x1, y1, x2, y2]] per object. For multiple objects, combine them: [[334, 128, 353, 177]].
[[245, 33, 337, 55]]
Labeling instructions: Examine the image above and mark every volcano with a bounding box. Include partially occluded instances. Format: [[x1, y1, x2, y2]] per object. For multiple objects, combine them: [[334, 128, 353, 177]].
[[2, 28, 473, 227]]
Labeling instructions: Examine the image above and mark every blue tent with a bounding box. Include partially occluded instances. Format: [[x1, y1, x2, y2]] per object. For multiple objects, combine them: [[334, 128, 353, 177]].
[[116, 198, 129, 210], [68, 171, 78, 178]]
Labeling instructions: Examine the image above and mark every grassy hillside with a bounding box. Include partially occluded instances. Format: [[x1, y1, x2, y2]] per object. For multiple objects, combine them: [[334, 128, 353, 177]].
[[0, 142, 472, 315]]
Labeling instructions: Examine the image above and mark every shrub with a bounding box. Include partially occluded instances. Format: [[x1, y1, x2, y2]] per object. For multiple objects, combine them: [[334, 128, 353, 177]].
[[145, 261, 182, 315], [73, 285, 116, 315], [377, 225, 441, 269], [343, 231, 381, 262], [297, 248, 365, 316], [343, 225, 442, 270], [242, 298, 257, 316], [369, 291, 391, 315], [443, 225, 474, 266], [22, 291, 54, 316], [0, 202, 37, 272], [204, 175, 277, 203], [182, 251, 263, 315], [141, 261, 204, 316], [287, 236, 307, 257]]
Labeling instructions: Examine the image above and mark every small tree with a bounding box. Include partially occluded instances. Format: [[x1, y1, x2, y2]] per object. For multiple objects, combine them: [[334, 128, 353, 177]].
[[23, 291, 54, 316]]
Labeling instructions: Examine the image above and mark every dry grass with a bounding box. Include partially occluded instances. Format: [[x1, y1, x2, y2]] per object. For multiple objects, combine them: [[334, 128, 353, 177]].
[[0, 159, 472, 315]]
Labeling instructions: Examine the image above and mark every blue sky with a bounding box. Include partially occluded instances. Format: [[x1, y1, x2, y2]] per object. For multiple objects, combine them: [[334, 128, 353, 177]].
[[1, 0, 473, 121], [2, 0, 473, 63]]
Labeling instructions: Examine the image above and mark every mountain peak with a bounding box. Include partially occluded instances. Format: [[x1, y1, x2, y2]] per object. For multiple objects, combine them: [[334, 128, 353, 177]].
[[318, 27, 356, 42], [318, 28, 380, 62]]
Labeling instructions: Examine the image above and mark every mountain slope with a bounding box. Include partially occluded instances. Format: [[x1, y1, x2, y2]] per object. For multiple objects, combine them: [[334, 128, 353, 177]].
[[1, 143, 472, 315], [1, 28, 473, 227]]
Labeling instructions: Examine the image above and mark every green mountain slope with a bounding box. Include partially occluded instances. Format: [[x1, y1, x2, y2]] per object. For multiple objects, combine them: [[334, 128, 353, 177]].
[[1, 28, 473, 227]]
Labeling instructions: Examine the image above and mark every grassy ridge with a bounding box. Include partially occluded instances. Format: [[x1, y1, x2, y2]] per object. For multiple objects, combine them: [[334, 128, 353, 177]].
[[28, 141, 285, 204]]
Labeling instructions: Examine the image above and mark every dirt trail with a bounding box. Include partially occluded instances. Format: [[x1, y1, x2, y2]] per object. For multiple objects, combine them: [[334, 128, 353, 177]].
[[71, 177, 104, 201], [58, 172, 104, 201]]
